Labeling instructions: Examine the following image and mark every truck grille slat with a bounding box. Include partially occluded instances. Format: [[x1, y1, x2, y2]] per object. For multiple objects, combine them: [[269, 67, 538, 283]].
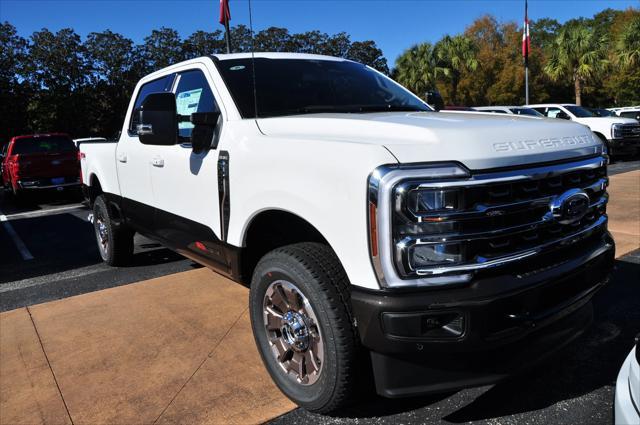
[[393, 156, 609, 277]]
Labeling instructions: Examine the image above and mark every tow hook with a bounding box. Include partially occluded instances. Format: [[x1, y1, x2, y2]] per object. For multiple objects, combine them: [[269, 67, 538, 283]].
[[88, 213, 94, 224]]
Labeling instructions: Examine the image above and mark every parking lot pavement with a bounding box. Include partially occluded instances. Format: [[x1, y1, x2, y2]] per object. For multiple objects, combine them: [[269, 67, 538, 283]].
[[608, 158, 640, 176], [0, 190, 199, 312], [1, 267, 295, 425]]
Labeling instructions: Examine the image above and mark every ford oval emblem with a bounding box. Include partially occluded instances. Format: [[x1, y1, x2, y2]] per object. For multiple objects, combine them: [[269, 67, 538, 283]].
[[549, 189, 590, 225]]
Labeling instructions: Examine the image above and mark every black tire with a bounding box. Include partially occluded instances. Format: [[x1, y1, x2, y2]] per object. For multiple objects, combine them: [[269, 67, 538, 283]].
[[249, 242, 359, 414], [93, 195, 134, 266]]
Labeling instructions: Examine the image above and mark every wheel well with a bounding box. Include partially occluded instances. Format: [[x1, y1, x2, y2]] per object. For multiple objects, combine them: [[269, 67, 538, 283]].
[[88, 174, 103, 205], [593, 132, 608, 144], [241, 210, 329, 283]]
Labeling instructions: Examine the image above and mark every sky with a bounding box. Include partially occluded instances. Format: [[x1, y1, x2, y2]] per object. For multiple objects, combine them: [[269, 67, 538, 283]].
[[1, 0, 638, 64]]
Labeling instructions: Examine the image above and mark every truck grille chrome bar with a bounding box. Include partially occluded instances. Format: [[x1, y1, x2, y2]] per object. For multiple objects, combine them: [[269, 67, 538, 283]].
[[368, 155, 609, 288]]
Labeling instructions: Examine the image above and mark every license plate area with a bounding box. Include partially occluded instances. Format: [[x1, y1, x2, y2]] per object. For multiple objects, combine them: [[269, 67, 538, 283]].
[[52, 177, 65, 185]]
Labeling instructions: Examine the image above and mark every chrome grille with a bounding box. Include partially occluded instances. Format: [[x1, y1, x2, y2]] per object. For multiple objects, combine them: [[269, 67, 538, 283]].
[[619, 123, 640, 139], [392, 156, 609, 278]]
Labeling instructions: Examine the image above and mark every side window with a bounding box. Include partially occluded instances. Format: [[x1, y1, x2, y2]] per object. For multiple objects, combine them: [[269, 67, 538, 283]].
[[173, 69, 218, 140], [546, 107, 562, 118], [129, 74, 175, 135]]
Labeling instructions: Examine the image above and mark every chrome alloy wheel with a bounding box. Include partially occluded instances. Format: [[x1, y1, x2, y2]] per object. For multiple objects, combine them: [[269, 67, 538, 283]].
[[95, 212, 109, 255], [263, 280, 324, 385]]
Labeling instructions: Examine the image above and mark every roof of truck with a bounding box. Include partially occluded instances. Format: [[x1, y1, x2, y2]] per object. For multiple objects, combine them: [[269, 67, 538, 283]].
[[211, 52, 348, 62]]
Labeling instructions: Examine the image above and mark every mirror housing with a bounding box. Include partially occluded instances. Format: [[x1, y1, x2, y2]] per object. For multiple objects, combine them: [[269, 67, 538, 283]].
[[425, 90, 444, 112], [190, 111, 221, 154], [137, 92, 178, 145]]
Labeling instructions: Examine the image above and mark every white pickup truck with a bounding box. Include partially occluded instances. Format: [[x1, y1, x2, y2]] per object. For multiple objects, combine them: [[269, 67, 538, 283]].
[[529, 103, 640, 157], [80, 53, 615, 413]]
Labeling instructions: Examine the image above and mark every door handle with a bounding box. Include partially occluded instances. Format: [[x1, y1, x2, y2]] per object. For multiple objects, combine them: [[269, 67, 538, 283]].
[[117, 153, 127, 163], [151, 157, 164, 167]]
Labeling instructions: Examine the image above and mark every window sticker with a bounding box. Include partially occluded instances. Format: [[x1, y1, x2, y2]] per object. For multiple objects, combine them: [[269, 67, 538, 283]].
[[176, 88, 203, 130]]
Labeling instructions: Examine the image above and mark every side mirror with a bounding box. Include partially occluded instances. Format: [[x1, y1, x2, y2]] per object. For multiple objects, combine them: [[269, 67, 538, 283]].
[[137, 92, 178, 145], [556, 111, 571, 120], [425, 90, 444, 112], [190, 111, 221, 154]]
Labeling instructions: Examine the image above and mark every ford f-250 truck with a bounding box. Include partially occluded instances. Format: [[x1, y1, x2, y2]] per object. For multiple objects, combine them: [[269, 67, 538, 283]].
[[80, 53, 614, 413]]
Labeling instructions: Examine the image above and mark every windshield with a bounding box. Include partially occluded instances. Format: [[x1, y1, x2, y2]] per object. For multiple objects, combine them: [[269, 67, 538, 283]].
[[216, 58, 431, 118], [564, 105, 595, 118], [510, 107, 543, 117], [12, 136, 76, 155]]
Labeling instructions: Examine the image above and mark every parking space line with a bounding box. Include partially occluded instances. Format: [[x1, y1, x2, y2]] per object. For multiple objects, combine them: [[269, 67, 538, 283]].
[[0, 208, 34, 261], [0, 204, 87, 222]]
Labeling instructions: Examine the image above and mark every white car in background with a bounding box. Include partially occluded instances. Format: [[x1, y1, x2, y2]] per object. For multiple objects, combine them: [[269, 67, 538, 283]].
[[475, 106, 543, 117], [615, 335, 640, 425], [608, 106, 640, 122], [529, 103, 640, 157]]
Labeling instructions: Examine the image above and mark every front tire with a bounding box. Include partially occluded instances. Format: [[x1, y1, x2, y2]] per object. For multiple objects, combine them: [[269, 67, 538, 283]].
[[93, 195, 134, 266], [249, 242, 359, 414]]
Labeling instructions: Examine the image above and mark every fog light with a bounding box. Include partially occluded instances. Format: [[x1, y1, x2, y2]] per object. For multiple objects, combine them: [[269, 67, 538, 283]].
[[410, 242, 464, 269], [382, 311, 465, 339]]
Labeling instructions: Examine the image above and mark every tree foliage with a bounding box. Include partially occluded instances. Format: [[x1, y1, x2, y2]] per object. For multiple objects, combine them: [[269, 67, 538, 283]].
[[544, 25, 608, 105], [0, 22, 388, 144], [393, 7, 639, 107]]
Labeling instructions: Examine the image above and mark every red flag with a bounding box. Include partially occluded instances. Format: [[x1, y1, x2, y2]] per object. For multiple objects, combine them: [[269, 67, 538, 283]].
[[219, 0, 231, 25], [522, 0, 530, 64]]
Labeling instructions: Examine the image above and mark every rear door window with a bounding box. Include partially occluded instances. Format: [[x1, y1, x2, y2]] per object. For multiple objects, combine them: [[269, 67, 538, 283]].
[[129, 74, 175, 135]]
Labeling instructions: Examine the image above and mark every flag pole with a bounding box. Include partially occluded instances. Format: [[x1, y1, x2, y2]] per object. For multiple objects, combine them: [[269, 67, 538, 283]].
[[523, 0, 529, 104], [224, 19, 231, 54], [220, 0, 232, 53], [525, 66, 529, 105]]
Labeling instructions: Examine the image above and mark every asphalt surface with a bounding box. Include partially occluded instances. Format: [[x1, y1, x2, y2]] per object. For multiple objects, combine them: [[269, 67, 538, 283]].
[[0, 189, 199, 312], [0, 158, 638, 424]]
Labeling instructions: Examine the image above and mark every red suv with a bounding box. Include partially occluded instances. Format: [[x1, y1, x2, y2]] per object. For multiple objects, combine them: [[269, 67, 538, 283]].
[[1, 133, 81, 197]]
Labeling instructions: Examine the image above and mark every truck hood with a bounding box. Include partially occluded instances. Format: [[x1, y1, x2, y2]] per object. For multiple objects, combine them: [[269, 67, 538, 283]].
[[256, 111, 603, 170]]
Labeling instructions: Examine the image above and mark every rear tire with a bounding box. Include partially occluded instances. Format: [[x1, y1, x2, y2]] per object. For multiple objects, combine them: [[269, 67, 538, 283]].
[[249, 242, 359, 414], [93, 195, 134, 266]]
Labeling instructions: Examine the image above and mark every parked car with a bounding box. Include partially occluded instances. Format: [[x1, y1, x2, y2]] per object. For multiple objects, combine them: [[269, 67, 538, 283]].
[[614, 335, 639, 425], [529, 103, 640, 157], [81, 53, 615, 413], [608, 106, 640, 122], [586, 107, 616, 117], [2, 133, 81, 197], [73, 137, 107, 148], [475, 106, 543, 117]]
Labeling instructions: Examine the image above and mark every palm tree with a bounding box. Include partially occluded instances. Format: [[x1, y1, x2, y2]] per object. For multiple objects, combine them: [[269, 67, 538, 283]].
[[615, 17, 640, 70], [434, 35, 479, 105], [394, 43, 438, 98], [544, 25, 608, 106]]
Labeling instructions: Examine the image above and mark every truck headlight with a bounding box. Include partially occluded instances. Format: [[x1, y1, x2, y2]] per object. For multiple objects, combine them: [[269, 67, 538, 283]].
[[368, 163, 470, 288], [611, 123, 623, 139]]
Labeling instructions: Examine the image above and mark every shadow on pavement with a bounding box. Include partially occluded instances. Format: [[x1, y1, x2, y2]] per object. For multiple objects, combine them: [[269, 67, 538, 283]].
[[442, 255, 639, 423], [0, 212, 190, 284]]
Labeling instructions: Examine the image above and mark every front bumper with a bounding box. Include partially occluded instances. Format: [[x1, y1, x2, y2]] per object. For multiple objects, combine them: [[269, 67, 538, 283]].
[[608, 137, 640, 156], [351, 232, 615, 398]]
